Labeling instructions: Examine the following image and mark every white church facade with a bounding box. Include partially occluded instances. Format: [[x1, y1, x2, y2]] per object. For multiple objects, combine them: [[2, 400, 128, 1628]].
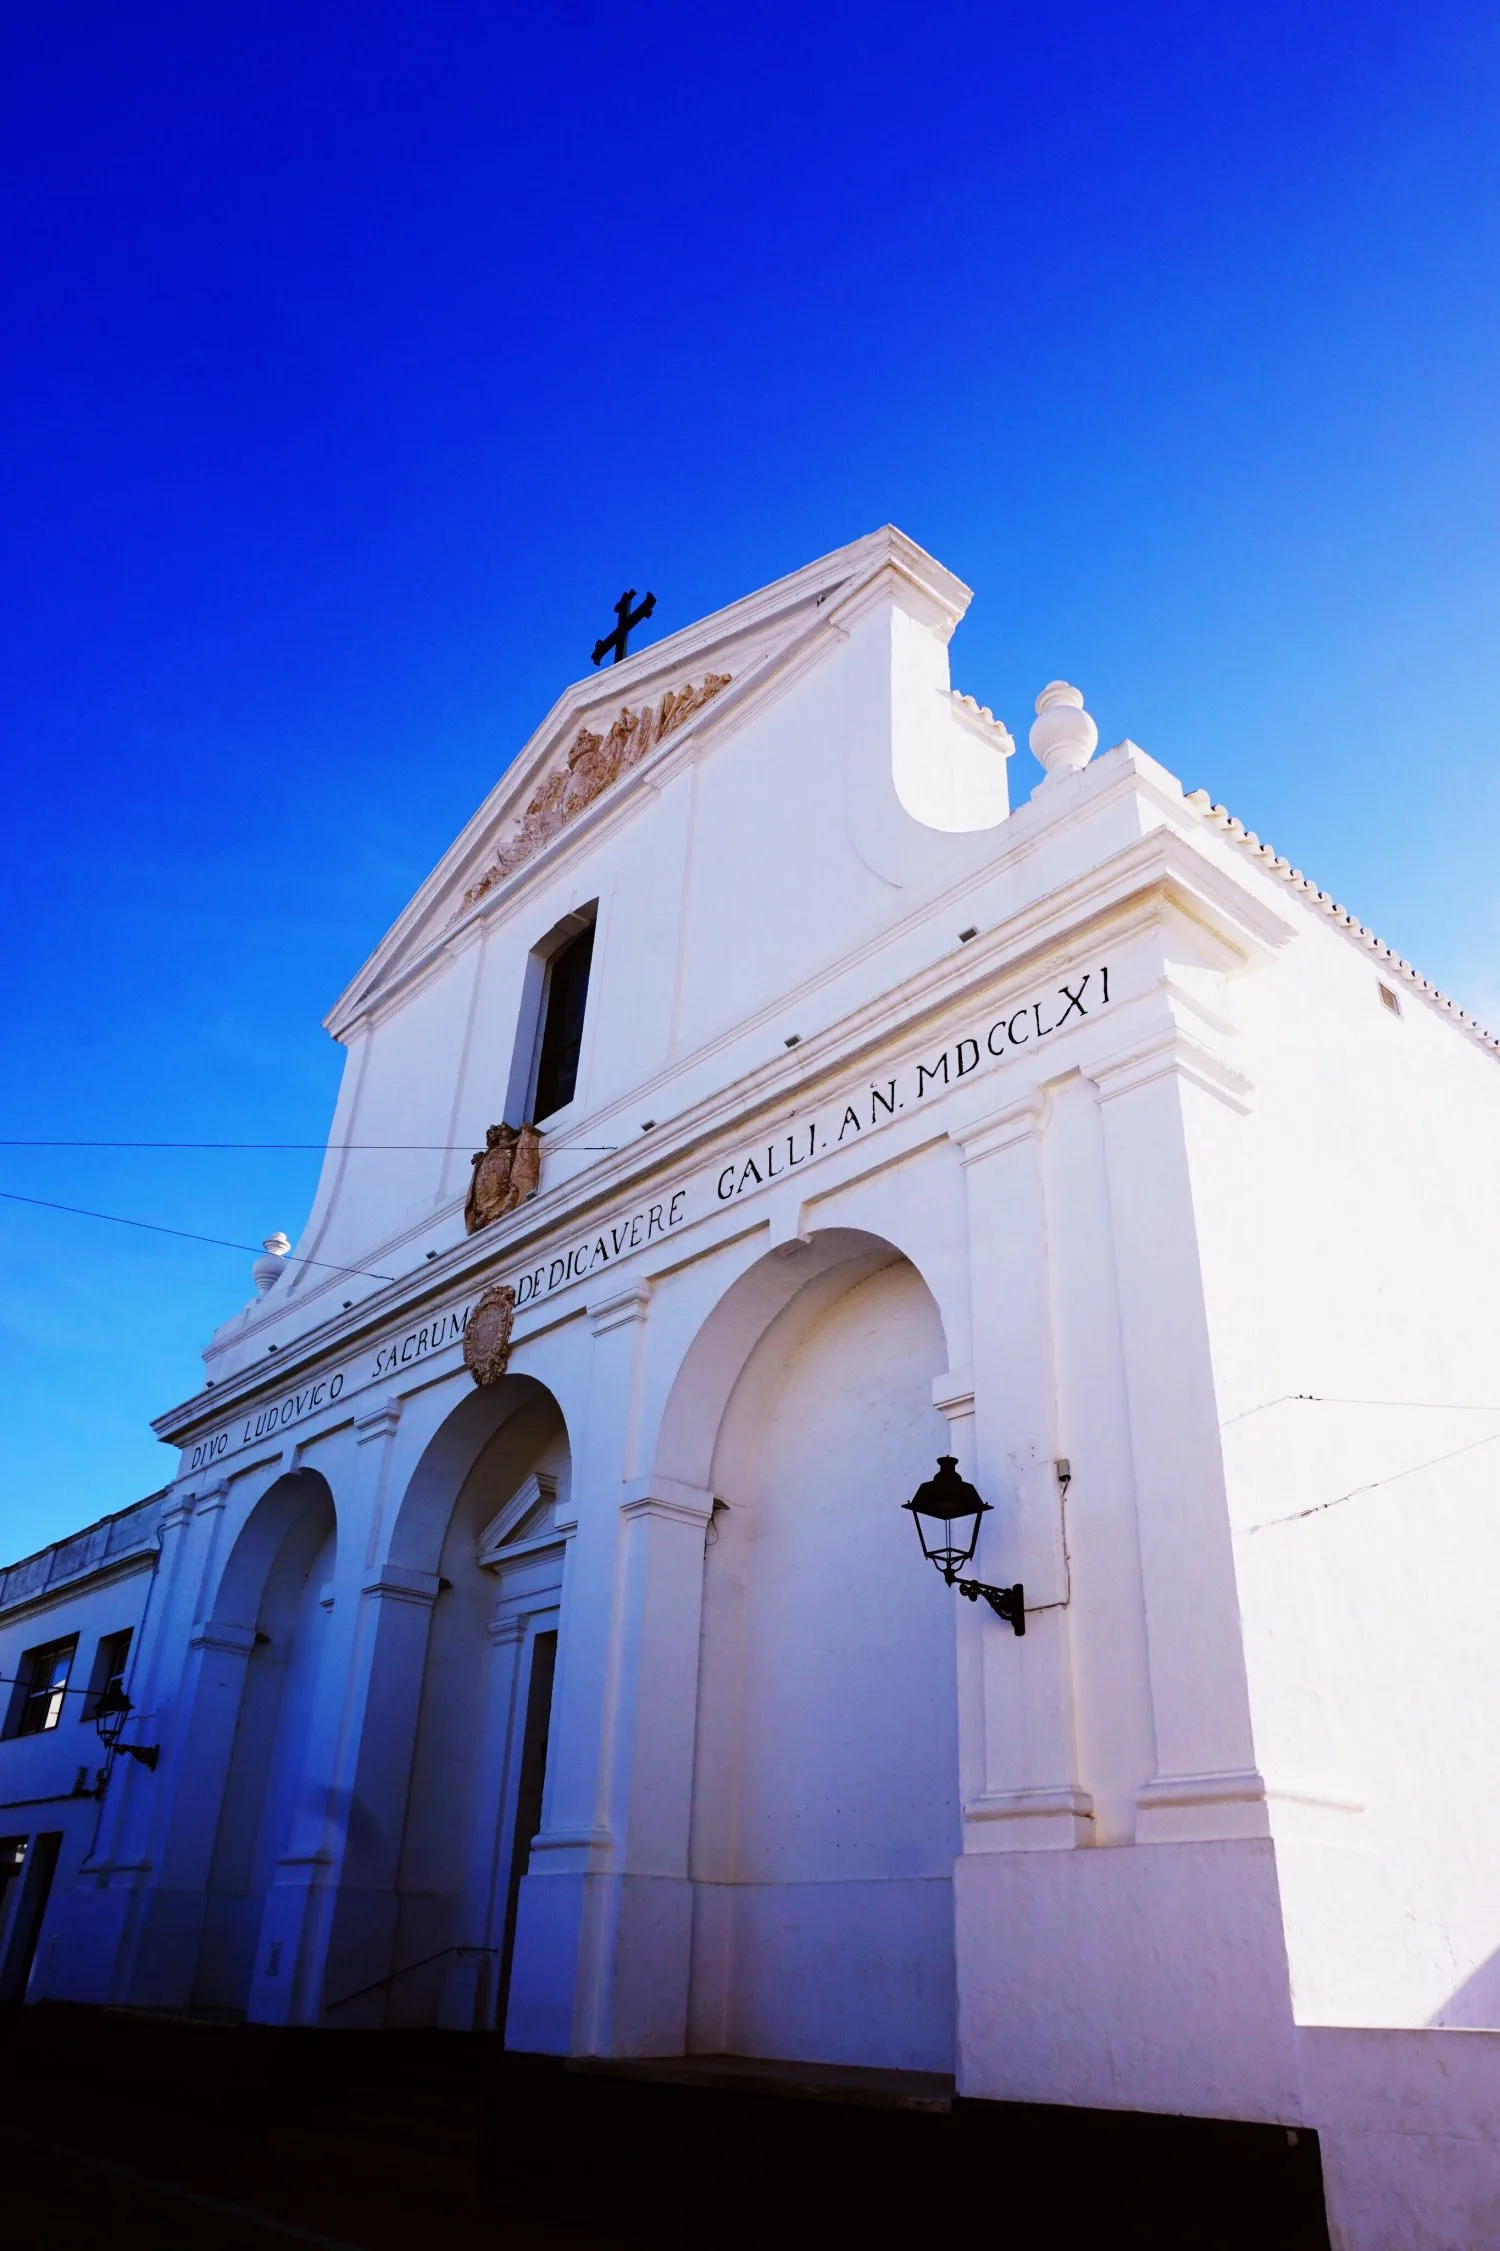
[[4, 528, 1499, 2247]]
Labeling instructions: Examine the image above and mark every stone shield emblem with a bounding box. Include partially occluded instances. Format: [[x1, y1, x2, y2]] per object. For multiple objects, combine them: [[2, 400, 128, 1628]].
[[463, 1283, 517, 1387]]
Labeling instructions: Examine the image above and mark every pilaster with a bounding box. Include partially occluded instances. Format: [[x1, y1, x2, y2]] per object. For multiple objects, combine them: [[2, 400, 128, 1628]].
[[89, 1477, 237, 2005], [508, 1276, 709, 2058], [954, 1092, 1092, 1851], [1086, 1029, 1264, 1841], [295, 1556, 445, 2027]]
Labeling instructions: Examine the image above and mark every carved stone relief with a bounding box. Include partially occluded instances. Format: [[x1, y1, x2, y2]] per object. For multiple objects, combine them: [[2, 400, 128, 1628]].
[[464, 1122, 542, 1234], [454, 672, 731, 919], [463, 1282, 517, 1386]]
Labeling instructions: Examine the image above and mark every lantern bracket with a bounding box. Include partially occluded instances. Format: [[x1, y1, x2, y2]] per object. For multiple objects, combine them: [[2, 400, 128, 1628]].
[[93, 1684, 161, 1775], [953, 1576, 1025, 1633]]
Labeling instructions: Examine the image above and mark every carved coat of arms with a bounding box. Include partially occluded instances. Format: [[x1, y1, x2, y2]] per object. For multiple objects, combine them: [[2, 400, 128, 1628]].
[[463, 1283, 517, 1387], [464, 1122, 542, 1234]]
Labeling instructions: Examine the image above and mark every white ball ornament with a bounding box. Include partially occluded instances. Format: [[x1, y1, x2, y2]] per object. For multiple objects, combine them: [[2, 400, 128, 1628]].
[[1029, 681, 1098, 778]]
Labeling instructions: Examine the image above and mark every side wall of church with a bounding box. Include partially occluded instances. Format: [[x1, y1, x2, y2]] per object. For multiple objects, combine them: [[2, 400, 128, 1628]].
[[1182, 845, 1500, 2033]]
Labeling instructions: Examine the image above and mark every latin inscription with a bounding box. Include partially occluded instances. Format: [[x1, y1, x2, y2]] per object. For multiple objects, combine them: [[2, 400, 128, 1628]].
[[189, 1371, 347, 1471], [511, 1188, 687, 1309], [186, 1188, 693, 1471], [713, 963, 1111, 1204], [372, 1305, 471, 1380], [184, 965, 1111, 1473]]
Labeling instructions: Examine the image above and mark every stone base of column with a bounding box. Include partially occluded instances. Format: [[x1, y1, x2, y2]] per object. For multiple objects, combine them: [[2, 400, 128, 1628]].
[[506, 1867, 693, 2060], [954, 1837, 1300, 2123], [246, 1855, 336, 2027], [112, 1876, 209, 2012]]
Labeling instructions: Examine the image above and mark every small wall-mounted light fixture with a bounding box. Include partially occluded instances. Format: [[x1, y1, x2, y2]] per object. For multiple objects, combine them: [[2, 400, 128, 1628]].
[[903, 1456, 1024, 1633], [958, 927, 978, 943], [641, 1120, 656, 1132], [784, 1034, 801, 1049], [94, 1685, 160, 1773], [425, 1249, 438, 1260]]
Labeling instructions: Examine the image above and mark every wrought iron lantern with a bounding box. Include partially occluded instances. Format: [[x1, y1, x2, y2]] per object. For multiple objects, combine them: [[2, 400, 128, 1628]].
[[93, 1684, 159, 1770], [903, 1456, 1024, 1634]]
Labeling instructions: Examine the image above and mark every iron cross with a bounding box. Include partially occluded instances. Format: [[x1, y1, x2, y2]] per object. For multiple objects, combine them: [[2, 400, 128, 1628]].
[[592, 588, 656, 667]]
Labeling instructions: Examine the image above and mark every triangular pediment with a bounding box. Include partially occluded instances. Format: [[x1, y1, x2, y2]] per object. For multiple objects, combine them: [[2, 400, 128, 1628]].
[[477, 1472, 559, 1566], [325, 526, 971, 1034]]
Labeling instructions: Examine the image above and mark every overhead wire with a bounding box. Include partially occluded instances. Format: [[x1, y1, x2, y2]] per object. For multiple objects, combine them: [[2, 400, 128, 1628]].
[[0, 1137, 625, 1274], [0, 1187, 396, 1282], [0, 1139, 621, 1150]]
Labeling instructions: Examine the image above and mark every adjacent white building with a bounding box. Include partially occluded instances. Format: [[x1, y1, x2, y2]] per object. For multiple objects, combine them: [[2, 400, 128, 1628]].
[[6, 529, 1499, 2249]]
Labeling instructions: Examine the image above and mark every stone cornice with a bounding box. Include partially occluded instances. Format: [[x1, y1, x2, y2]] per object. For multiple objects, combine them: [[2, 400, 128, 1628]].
[[157, 817, 1299, 1450], [0, 1494, 166, 1619], [620, 1476, 715, 1528], [1183, 789, 1500, 1065], [1087, 1023, 1256, 1114], [0, 1545, 157, 1628]]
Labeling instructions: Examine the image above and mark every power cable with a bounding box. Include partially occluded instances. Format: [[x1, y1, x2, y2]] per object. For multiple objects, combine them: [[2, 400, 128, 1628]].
[[1223, 1392, 1500, 1424], [1242, 1427, 1500, 1535], [0, 1139, 621, 1151], [0, 1188, 395, 1282]]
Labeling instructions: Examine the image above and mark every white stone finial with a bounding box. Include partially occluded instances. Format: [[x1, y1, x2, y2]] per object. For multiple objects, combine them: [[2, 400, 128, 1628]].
[[1029, 681, 1098, 779], [252, 1232, 291, 1295]]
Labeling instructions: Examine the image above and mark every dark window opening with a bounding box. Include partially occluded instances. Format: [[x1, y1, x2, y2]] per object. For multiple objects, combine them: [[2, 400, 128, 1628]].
[[497, 1628, 557, 2032], [0, 1831, 61, 2003], [82, 1630, 133, 1723], [532, 922, 595, 1121], [0, 1838, 25, 1926], [12, 1640, 77, 1737]]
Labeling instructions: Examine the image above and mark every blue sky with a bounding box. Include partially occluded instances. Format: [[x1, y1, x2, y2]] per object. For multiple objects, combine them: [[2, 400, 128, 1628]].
[[3, 1, 1498, 1557]]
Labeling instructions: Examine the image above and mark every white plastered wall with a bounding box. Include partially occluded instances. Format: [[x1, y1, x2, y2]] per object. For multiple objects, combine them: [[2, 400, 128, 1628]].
[[1180, 862, 1500, 2034]]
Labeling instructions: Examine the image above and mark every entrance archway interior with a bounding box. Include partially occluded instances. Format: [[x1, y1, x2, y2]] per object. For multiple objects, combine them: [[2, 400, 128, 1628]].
[[195, 1469, 337, 2015], [687, 1238, 959, 2073], [391, 1381, 570, 2030]]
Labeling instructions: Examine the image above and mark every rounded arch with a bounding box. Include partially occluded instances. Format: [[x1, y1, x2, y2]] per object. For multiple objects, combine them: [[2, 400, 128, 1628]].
[[208, 1467, 336, 1629], [369, 1370, 575, 2028], [192, 1467, 339, 2018], [680, 1228, 960, 2075], [652, 1225, 953, 1494], [387, 1372, 565, 1575]]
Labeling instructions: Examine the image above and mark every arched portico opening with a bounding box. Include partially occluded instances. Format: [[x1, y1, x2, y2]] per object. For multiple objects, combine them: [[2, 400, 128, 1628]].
[[193, 1468, 337, 2016], [666, 1229, 959, 2073], [375, 1374, 572, 2029]]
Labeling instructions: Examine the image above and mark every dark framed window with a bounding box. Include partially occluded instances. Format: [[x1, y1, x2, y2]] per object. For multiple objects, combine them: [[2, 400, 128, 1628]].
[[12, 1639, 77, 1736], [81, 1629, 133, 1723], [0, 1836, 25, 1923], [531, 920, 595, 1121]]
